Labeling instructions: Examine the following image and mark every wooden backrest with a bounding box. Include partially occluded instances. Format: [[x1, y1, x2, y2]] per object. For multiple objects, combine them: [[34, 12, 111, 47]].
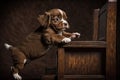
[[93, 4, 107, 41]]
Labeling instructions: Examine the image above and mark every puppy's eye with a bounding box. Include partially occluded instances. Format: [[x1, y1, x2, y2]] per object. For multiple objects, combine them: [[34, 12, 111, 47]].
[[52, 16, 60, 22], [55, 18, 60, 21]]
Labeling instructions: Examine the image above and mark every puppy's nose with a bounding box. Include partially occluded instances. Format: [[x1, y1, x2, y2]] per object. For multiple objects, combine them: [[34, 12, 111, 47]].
[[64, 23, 68, 26], [63, 22, 69, 29]]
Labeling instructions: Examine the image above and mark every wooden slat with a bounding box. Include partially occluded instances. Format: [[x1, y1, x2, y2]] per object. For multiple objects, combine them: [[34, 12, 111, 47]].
[[93, 9, 99, 40], [64, 75, 105, 79], [63, 41, 106, 48], [58, 48, 65, 80], [106, 1, 116, 80]]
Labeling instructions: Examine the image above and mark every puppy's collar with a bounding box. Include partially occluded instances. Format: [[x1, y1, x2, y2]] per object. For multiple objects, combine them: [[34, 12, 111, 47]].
[[50, 25, 63, 35], [57, 31, 63, 36], [50, 25, 60, 33]]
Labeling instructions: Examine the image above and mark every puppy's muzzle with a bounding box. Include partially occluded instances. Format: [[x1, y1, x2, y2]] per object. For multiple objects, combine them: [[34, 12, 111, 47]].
[[62, 20, 69, 29]]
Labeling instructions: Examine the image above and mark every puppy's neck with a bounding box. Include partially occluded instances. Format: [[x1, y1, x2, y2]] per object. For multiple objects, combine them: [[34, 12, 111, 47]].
[[57, 31, 63, 36], [49, 25, 63, 35]]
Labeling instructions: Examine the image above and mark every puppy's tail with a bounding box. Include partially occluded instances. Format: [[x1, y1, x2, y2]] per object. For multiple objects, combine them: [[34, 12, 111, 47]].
[[4, 43, 13, 50]]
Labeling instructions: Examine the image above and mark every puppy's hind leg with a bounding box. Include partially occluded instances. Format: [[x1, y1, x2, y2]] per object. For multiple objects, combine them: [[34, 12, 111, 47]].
[[10, 47, 26, 80], [11, 66, 22, 80], [11, 59, 27, 80], [11, 63, 25, 80]]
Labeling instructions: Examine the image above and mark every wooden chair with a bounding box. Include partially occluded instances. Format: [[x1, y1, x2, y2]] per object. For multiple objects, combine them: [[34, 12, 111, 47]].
[[57, 1, 116, 80]]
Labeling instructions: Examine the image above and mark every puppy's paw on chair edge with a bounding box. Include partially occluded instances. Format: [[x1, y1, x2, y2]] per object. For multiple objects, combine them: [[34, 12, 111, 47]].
[[62, 37, 71, 43], [72, 32, 81, 38]]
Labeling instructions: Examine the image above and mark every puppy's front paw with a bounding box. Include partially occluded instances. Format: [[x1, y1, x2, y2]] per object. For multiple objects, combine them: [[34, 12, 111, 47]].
[[13, 73, 22, 80], [62, 37, 71, 43], [71, 32, 80, 38]]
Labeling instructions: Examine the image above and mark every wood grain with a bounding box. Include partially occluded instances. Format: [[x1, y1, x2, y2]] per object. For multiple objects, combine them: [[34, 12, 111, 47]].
[[58, 48, 65, 80], [93, 9, 99, 40], [64, 48, 105, 75], [63, 41, 106, 48], [106, 2, 116, 80]]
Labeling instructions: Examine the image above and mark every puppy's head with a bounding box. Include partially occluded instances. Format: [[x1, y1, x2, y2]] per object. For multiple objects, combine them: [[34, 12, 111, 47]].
[[38, 9, 69, 31]]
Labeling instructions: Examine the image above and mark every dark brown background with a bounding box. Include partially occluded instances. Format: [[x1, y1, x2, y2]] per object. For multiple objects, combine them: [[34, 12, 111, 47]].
[[117, 1, 120, 80], [0, 0, 112, 80]]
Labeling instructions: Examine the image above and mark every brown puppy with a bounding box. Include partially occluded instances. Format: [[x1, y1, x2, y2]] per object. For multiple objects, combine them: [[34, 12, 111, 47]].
[[4, 9, 80, 80]]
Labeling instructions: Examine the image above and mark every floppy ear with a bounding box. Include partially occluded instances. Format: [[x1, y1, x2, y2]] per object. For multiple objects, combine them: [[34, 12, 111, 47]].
[[63, 11, 67, 19], [37, 12, 51, 28]]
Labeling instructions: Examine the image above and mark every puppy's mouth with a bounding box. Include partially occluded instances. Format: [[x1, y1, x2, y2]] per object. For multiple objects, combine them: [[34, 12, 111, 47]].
[[61, 18, 69, 29], [56, 21, 69, 30]]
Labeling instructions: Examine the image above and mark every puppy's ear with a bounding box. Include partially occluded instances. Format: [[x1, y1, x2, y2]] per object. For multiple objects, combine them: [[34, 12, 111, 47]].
[[37, 12, 51, 28], [63, 11, 67, 19]]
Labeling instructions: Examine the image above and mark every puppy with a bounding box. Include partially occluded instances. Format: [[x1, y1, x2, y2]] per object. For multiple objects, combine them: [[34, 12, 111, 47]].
[[4, 9, 80, 80]]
